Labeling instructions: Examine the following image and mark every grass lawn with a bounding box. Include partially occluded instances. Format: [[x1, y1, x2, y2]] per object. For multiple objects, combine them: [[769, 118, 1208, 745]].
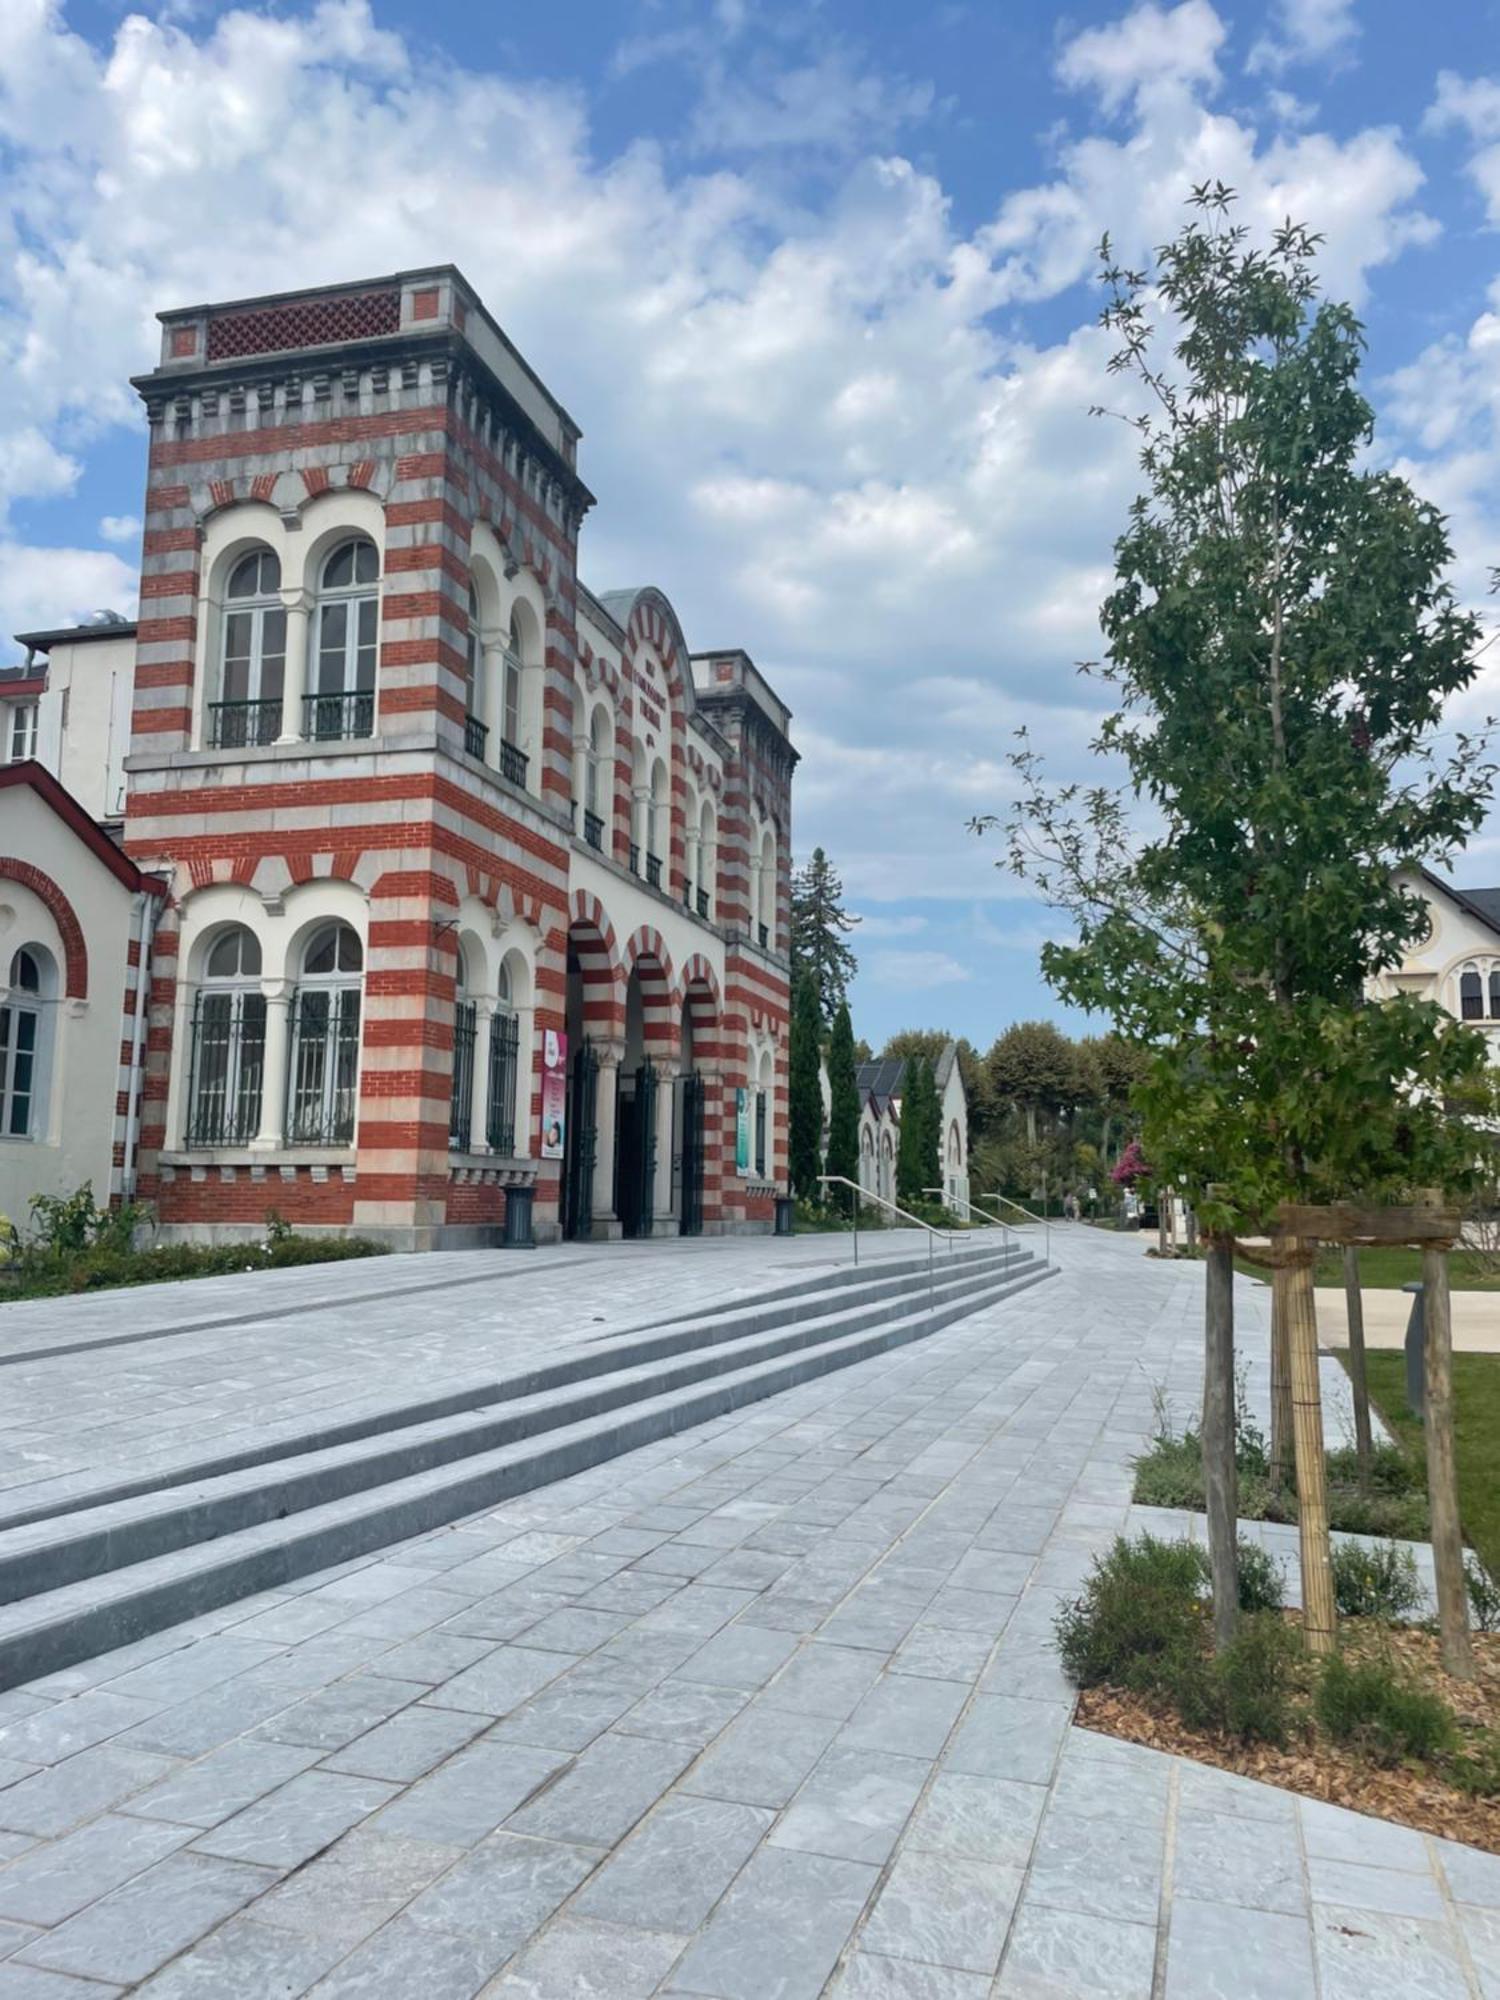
[[1363, 1348, 1500, 1581], [1236, 1245, 1500, 1291]]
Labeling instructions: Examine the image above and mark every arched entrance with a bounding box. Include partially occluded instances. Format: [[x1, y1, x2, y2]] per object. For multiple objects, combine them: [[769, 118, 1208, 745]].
[[615, 932, 677, 1238], [676, 960, 720, 1237], [559, 906, 619, 1241]]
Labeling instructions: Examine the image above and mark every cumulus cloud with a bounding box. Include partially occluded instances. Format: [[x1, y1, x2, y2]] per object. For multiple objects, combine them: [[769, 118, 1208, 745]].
[[866, 949, 973, 990], [1249, 0, 1360, 77], [0, 0, 1460, 1035]]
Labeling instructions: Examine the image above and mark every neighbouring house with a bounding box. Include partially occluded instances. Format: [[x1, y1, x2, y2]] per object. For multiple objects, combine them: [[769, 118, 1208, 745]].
[[1372, 869, 1500, 1045], [0, 265, 796, 1248], [820, 1041, 970, 1215]]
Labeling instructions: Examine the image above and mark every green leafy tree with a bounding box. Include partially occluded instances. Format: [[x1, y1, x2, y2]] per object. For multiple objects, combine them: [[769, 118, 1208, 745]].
[[790, 848, 859, 1025], [825, 1001, 861, 1213], [985, 1020, 1082, 1145], [787, 971, 824, 1203], [896, 1056, 942, 1206], [980, 186, 1497, 1660], [880, 1028, 949, 1068]]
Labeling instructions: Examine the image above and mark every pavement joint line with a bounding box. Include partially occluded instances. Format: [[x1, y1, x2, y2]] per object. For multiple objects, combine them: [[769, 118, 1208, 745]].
[[1149, 1754, 1181, 2000], [1428, 1826, 1486, 1999]]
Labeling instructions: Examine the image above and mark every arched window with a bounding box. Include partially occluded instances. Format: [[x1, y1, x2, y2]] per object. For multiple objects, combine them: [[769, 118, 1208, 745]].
[[215, 549, 284, 749], [754, 1047, 773, 1178], [187, 926, 265, 1147], [1489, 969, 1500, 1021], [487, 956, 522, 1154], [647, 761, 668, 889], [449, 949, 478, 1151], [758, 830, 776, 947], [583, 706, 611, 850], [310, 539, 378, 741], [0, 947, 50, 1140], [1461, 967, 1484, 1021], [698, 800, 716, 921], [288, 923, 362, 1144], [496, 611, 527, 787], [462, 585, 486, 758]]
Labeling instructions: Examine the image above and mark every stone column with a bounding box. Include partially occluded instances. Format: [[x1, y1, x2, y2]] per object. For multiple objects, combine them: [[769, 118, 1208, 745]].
[[654, 1063, 679, 1229], [572, 731, 590, 827], [684, 827, 700, 908], [631, 786, 651, 868], [592, 1045, 622, 1226], [481, 636, 507, 760], [278, 594, 311, 744], [251, 981, 292, 1150], [470, 997, 497, 1153]]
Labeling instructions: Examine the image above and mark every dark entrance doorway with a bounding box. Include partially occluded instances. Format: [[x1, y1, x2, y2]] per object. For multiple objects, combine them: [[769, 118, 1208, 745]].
[[678, 1071, 704, 1236], [560, 1039, 597, 1241], [616, 1059, 657, 1238]]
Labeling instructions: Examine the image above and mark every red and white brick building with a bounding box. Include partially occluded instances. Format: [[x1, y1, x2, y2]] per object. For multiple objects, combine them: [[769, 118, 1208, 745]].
[[1, 267, 795, 1248]]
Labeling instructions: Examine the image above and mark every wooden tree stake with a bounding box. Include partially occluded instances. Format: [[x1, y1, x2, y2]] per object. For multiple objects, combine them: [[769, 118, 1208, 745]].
[[1203, 1236, 1239, 1650], [1269, 1260, 1294, 1498], [1422, 1243, 1475, 1680], [1342, 1243, 1372, 1483], [1286, 1240, 1337, 1655]]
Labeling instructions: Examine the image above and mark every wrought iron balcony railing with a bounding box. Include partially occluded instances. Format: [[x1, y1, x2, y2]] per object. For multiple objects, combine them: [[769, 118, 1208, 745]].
[[208, 698, 280, 750], [696, 889, 710, 920], [499, 739, 528, 788], [584, 810, 605, 852], [645, 852, 662, 890], [464, 714, 489, 760], [304, 690, 375, 743]]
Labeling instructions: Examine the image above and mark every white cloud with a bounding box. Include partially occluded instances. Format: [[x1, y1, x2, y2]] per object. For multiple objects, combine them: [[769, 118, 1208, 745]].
[[855, 912, 928, 940], [1428, 71, 1500, 224], [1249, 0, 1359, 77], [1, 544, 137, 639], [98, 514, 141, 545], [866, 949, 973, 990], [1056, 1, 1225, 116]]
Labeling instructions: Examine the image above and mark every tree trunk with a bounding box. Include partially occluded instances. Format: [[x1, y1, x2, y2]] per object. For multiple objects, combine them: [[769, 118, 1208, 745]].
[[1269, 1259, 1295, 1497], [1422, 1243, 1475, 1679], [1342, 1243, 1372, 1485], [1158, 1193, 1169, 1258], [1286, 1240, 1337, 1655], [1026, 1103, 1036, 1147], [1204, 1237, 1239, 1651]]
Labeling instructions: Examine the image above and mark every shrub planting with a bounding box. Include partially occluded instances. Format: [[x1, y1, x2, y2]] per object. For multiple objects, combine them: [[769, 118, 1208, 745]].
[[1331, 1541, 1424, 1622], [1315, 1654, 1457, 1766]]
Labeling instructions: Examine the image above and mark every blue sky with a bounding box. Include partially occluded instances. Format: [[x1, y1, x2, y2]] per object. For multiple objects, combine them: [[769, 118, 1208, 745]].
[[3, 0, 1500, 1050]]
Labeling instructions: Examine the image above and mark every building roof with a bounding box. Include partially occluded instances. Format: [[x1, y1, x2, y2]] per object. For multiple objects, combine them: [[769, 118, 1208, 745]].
[[855, 1041, 960, 1102], [0, 762, 165, 897], [1418, 868, 1500, 941], [14, 619, 136, 652]]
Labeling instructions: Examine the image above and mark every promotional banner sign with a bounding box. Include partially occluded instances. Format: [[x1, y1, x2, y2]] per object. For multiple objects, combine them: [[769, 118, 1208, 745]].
[[735, 1087, 750, 1174], [541, 1029, 567, 1159]]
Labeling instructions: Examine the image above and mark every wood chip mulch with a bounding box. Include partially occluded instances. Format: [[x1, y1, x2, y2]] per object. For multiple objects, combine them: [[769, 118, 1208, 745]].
[[1075, 1617, 1500, 1853]]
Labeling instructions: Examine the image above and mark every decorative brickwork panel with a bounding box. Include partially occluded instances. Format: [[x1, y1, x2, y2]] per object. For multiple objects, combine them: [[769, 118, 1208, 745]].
[[206, 290, 400, 362], [170, 327, 198, 358]]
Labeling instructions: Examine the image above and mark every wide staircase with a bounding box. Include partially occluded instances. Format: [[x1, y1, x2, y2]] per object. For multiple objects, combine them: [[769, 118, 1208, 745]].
[[0, 1233, 1054, 1691]]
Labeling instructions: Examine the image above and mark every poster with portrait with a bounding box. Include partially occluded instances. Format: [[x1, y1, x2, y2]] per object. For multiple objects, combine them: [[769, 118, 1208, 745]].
[[541, 1028, 567, 1159], [735, 1087, 750, 1174]]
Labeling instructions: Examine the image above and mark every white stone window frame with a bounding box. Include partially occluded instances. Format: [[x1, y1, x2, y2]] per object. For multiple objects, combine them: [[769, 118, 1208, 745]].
[[0, 943, 59, 1144], [452, 899, 538, 1161], [469, 526, 547, 800], [167, 881, 368, 1155], [5, 702, 38, 765], [191, 491, 386, 753]]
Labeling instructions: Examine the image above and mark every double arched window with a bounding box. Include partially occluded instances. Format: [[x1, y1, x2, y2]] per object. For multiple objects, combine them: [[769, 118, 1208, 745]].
[[447, 947, 526, 1156], [1457, 963, 1500, 1023], [310, 540, 378, 742], [288, 923, 363, 1144], [214, 550, 285, 748], [187, 926, 266, 1145], [0, 946, 54, 1140]]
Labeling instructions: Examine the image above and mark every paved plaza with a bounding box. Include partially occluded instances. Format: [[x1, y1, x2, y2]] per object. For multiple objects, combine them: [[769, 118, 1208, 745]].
[[0, 1226, 1493, 1996]]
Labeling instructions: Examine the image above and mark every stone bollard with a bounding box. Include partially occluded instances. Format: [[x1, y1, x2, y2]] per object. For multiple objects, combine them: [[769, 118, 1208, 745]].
[[1402, 1279, 1425, 1421]]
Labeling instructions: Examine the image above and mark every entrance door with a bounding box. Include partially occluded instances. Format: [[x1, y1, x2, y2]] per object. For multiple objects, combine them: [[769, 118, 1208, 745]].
[[616, 1059, 657, 1239], [678, 1072, 704, 1236], [560, 1041, 598, 1241]]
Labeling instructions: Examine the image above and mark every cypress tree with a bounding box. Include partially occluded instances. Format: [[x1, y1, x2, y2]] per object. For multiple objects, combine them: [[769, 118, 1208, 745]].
[[787, 971, 823, 1203], [825, 1000, 861, 1213], [896, 1056, 942, 1210]]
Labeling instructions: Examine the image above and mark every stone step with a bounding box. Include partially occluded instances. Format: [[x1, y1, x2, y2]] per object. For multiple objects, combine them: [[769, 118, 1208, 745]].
[[0, 1246, 1034, 1604], [0, 1238, 1028, 1536], [0, 1255, 1055, 1690]]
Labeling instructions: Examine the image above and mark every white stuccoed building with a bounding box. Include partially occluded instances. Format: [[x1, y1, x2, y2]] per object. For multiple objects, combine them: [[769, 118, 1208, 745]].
[[1371, 869, 1500, 1047]]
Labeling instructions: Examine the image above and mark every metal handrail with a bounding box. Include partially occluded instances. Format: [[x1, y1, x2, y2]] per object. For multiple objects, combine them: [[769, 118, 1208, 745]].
[[984, 1189, 1050, 1266], [817, 1174, 989, 1308], [924, 1187, 1017, 1260]]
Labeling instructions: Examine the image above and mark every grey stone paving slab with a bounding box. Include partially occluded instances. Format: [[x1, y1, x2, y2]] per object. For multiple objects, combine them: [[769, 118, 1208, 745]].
[[616, 1678, 747, 1748], [368, 1740, 567, 1847], [669, 1846, 878, 2000], [1025, 1807, 1165, 1928], [12, 1851, 275, 1985], [828, 1954, 990, 1999], [1313, 1903, 1472, 2000], [768, 1744, 930, 1866], [248, 1829, 465, 1947], [486, 1914, 686, 1996], [0, 1812, 191, 1926], [943, 1693, 1072, 1787], [0, 1967, 128, 1997], [506, 1730, 694, 1848], [681, 1703, 841, 1808], [1163, 1898, 1316, 2000], [253, 1674, 425, 1750], [427, 1647, 577, 1719], [1000, 1902, 1158, 1999], [119, 1738, 320, 1830], [0, 1743, 179, 1838], [322, 1702, 488, 1782], [860, 1849, 1021, 1974], [1172, 1806, 1308, 1917], [0, 1695, 159, 1769], [572, 1795, 771, 1933], [301, 1915, 501, 1998], [1309, 1854, 1448, 1918], [191, 1770, 399, 1870], [677, 1623, 800, 1691], [905, 1771, 1047, 1867], [131, 1912, 346, 1996], [761, 1643, 884, 1722], [838, 1672, 968, 1759], [402, 1831, 596, 1949]]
